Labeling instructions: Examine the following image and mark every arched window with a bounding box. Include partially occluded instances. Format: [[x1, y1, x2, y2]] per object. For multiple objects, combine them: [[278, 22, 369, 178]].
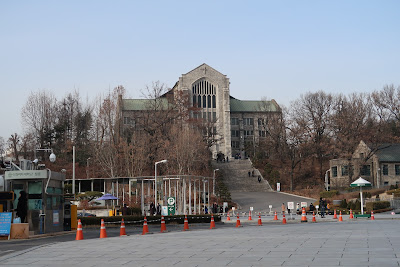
[[193, 95, 196, 107], [212, 95, 216, 108], [208, 95, 211, 108], [198, 95, 201, 108], [203, 95, 206, 108]]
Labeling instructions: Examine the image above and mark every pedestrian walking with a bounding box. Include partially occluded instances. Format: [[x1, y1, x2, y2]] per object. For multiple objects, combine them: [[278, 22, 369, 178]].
[[281, 203, 286, 215], [258, 175, 261, 183], [319, 198, 326, 218]]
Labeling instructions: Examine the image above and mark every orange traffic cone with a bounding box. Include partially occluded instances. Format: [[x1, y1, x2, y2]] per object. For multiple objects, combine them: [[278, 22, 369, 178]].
[[248, 211, 252, 221], [273, 211, 278, 221], [349, 209, 354, 219], [282, 213, 287, 224], [160, 216, 167, 233], [183, 215, 190, 231], [227, 213, 231, 221], [301, 207, 308, 223], [371, 211, 375, 220], [338, 211, 343, 222], [210, 215, 216, 229], [100, 219, 107, 238], [119, 219, 127, 236], [75, 219, 84, 240], [333, 209, 338, 219], [258, 213, 262, 226], [312, 211, 316, 222], [142, 216, 150, 235], [235, 215, 241, 227]]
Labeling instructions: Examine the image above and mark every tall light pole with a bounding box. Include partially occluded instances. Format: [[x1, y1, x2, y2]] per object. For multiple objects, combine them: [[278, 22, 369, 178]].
[[72, 146, 75, 197], [155, 159, 167, 206], [213, 169, 219, 195]]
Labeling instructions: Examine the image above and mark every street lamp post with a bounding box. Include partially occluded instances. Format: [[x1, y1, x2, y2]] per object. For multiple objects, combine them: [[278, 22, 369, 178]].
[[155, 159, 167, 207], [213, 169, 219, 196]]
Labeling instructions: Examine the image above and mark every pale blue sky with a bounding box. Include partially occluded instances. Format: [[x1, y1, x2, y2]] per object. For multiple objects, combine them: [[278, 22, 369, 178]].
[[1, 1, 400, 140]]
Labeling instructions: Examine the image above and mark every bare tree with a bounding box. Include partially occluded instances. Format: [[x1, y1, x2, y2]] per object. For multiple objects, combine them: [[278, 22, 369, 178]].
[[21, 90, 58, 148], [291, 91, 333, 180], [20, 132, 36, 159], [8, 133, 20, 160], [0, 137, 6, 159]]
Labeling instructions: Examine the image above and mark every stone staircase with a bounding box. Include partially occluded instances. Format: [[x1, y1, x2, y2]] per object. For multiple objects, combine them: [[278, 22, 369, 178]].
[[213, 159, 272, 192]]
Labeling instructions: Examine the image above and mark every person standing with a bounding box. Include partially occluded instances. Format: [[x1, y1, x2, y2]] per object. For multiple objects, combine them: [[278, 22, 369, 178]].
[[319, 197, 326, 218], [281, 203, 286, 215], [150, 202, 155, 215], [16, 191, 28, 223]]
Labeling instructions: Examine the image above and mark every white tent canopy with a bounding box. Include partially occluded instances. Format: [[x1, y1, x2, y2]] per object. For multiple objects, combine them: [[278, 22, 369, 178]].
[[350, 177, 372, 187], [350, 177, 372, 215]]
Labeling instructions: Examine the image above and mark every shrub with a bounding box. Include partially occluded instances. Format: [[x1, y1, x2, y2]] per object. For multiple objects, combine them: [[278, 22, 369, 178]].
[[362, 192, 372, 198], [366, 201, 390, 211], [347, 200, 360, 210], [340, 199, 348, 208], [127, 207, 142, 215], [320, 190, 338, 198]]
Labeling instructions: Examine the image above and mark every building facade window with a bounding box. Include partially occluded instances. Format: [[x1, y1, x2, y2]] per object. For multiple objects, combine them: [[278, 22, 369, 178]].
[[231, 130, 240, 137], [231, 118, 239, 125], [360, 165, 371, 176], [383, 164, 389, 175], [243, 118, 254, 126], [123, 117, 135, 126], [395, 165, 400, 175], [259, 130, 266, 137], [244, 130, 253, 137], [231, 141, 240, 149], [332, 166, 338, 177]]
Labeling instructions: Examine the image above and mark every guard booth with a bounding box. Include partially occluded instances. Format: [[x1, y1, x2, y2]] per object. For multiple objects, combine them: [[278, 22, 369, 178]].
[[4, 169, 66, 235]]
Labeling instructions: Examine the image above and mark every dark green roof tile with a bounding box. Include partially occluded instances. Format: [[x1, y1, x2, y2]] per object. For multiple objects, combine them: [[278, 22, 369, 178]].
[[230, 98, 279, 112], [376, 144, 400, 162]]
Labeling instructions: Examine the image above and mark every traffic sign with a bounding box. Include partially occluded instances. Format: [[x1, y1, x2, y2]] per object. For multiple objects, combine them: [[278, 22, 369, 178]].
[[167, 197, 175, 215]]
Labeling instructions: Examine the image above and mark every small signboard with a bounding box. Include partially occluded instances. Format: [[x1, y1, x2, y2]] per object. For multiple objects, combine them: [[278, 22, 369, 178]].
[[0, 212, 12, 238], [162, 206, 168, 216], [287, 202, 294, 210], [53, 210, 59, 226], [268, 205, 272, 209], [250, 207, 253, 211], [276, 183, 281, 192], [301, 202, 307, 208], [167, 197, 175, 216]]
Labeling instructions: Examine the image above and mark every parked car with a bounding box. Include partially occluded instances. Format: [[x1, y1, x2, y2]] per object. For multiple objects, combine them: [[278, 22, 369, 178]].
[[77, 212, 96, 217]]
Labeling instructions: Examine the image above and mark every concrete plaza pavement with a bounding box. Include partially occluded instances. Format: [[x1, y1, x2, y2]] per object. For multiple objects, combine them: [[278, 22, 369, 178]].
[[1, 215, 400, 267]]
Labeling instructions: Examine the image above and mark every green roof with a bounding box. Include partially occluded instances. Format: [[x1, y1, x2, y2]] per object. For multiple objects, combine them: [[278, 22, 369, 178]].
[[122, 99, 169, 111], [123, 97, 280, 113], [375, 144, 400, 162], [229, 98, 279, 112]]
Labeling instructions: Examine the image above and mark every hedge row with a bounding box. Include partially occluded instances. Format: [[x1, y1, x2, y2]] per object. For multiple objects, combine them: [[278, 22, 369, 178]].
[[78, 214, 221, 226], [366, 201, 390, 211], [320, 190, 338, 198]]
